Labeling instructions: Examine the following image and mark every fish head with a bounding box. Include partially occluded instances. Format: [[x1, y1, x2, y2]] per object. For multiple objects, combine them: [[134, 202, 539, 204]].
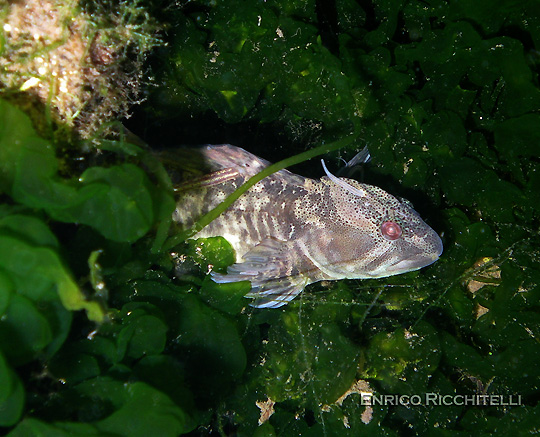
[[310, 177, 443, 279]]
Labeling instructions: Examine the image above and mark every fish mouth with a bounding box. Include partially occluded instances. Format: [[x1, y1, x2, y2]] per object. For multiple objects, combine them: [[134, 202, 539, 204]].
[[386, 253, 439, 274], [387, 234, 443, 274]]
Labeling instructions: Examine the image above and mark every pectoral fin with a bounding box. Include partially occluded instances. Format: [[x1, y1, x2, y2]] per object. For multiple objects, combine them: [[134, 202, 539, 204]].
[[211, 238, 309, 308]]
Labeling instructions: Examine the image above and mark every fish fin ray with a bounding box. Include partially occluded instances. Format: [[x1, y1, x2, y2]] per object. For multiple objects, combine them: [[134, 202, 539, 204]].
[[174, 168, 242, 192], [210, 238, 308, 308], [203, 145, 306, 187], [246, 276, 308, 308], [336, 146, 371, 179], [202, 144, 271, 173], [161, 144, 306, 190]]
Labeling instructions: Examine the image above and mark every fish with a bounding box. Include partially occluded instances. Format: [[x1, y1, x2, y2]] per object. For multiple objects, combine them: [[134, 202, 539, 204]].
[[337, 146, 371, 178], [165, 144, 443, 309]]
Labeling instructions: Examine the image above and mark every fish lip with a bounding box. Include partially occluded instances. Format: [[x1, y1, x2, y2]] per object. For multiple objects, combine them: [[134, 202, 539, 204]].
[[432, 234, 444, 259], [386, 235, 443, 274], [388, 246, 443, 274], [362, 234, 443, 278], [393, 253, 439, 272]]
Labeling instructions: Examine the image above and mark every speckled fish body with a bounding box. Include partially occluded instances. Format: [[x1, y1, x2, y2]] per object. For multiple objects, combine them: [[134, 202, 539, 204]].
[[168, 145, 443, 308]]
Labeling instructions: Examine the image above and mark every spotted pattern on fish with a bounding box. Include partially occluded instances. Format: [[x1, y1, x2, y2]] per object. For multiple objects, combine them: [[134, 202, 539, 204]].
[[166, 145, 443, 308]]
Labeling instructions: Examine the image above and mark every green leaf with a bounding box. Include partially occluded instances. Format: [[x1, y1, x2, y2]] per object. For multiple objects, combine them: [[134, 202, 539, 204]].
[[0, 100, 172, 244], [49, 351, 101, 385], [132, 355, 195, 415], [0, 271, 14, 318], [10, 380, 193, 436], [0, 231, 104, 323], [0, 213, 59, 248], [175, 295, 246, 399], [0, 100, 40, 193], [197, 277, 251, 315], [0, 294, 52, 365], [185, 236, 236, 273], [117, 313, 168, 360], [422, 111, 467, 159], [494, 114, 540, 160], [74, 378, 192, 436], [9, 418, 98, 436], [45, 164, 154, 243], [0, 351, 24, 427]]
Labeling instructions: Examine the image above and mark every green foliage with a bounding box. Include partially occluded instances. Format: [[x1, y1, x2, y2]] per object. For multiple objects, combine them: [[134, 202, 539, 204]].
[[0, 100, 175, 243], [10, 380, 190, 437], [2, 0, 540, 436], [0, 100, 180, 431]]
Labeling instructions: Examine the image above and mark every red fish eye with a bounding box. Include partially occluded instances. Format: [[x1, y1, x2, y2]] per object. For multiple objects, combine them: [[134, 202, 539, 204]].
[[381, 221, 402, 240]]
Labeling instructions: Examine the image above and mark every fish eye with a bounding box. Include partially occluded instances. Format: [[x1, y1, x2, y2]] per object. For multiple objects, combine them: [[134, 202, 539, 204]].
[[381, 221, 402, 240]]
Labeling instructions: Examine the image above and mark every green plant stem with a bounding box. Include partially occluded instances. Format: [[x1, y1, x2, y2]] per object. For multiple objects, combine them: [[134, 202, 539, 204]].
[[162, 134, 360, 251]]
